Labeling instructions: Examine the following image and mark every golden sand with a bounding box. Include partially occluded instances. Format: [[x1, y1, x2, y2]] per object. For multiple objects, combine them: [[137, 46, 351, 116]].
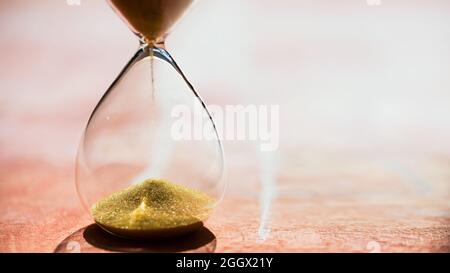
[[91, 179, 214, 239], [108, 0, 193, 43]]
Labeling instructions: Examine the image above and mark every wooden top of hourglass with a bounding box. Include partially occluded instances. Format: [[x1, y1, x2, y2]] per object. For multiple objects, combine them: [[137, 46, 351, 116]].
[[108, 0, 194, 45]]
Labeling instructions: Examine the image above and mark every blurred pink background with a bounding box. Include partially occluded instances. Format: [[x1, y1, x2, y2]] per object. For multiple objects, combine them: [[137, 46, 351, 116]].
[[0, 0, 449, 252]]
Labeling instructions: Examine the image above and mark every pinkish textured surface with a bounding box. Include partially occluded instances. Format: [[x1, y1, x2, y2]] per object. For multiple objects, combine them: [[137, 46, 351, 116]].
[[1, 0, 449, 252]]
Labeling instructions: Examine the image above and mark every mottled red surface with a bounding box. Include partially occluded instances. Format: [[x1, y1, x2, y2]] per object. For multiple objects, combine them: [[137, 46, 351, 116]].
[[1, 0, 449, 252]]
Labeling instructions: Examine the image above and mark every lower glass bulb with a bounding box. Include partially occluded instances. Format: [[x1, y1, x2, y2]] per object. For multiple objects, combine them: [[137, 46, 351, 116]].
[[75, 45, 225, 239]]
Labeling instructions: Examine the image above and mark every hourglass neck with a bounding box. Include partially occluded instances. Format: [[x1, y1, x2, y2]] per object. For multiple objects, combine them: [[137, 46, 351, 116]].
[[139, 37, 166, 50]]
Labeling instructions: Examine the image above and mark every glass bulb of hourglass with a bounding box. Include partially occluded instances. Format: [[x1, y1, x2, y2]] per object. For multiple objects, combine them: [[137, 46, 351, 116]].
[[75, 0, 225, 239]]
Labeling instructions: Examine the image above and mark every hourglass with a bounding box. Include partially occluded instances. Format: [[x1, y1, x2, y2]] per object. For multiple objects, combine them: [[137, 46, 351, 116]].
[[76, 0, 225, 239]]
